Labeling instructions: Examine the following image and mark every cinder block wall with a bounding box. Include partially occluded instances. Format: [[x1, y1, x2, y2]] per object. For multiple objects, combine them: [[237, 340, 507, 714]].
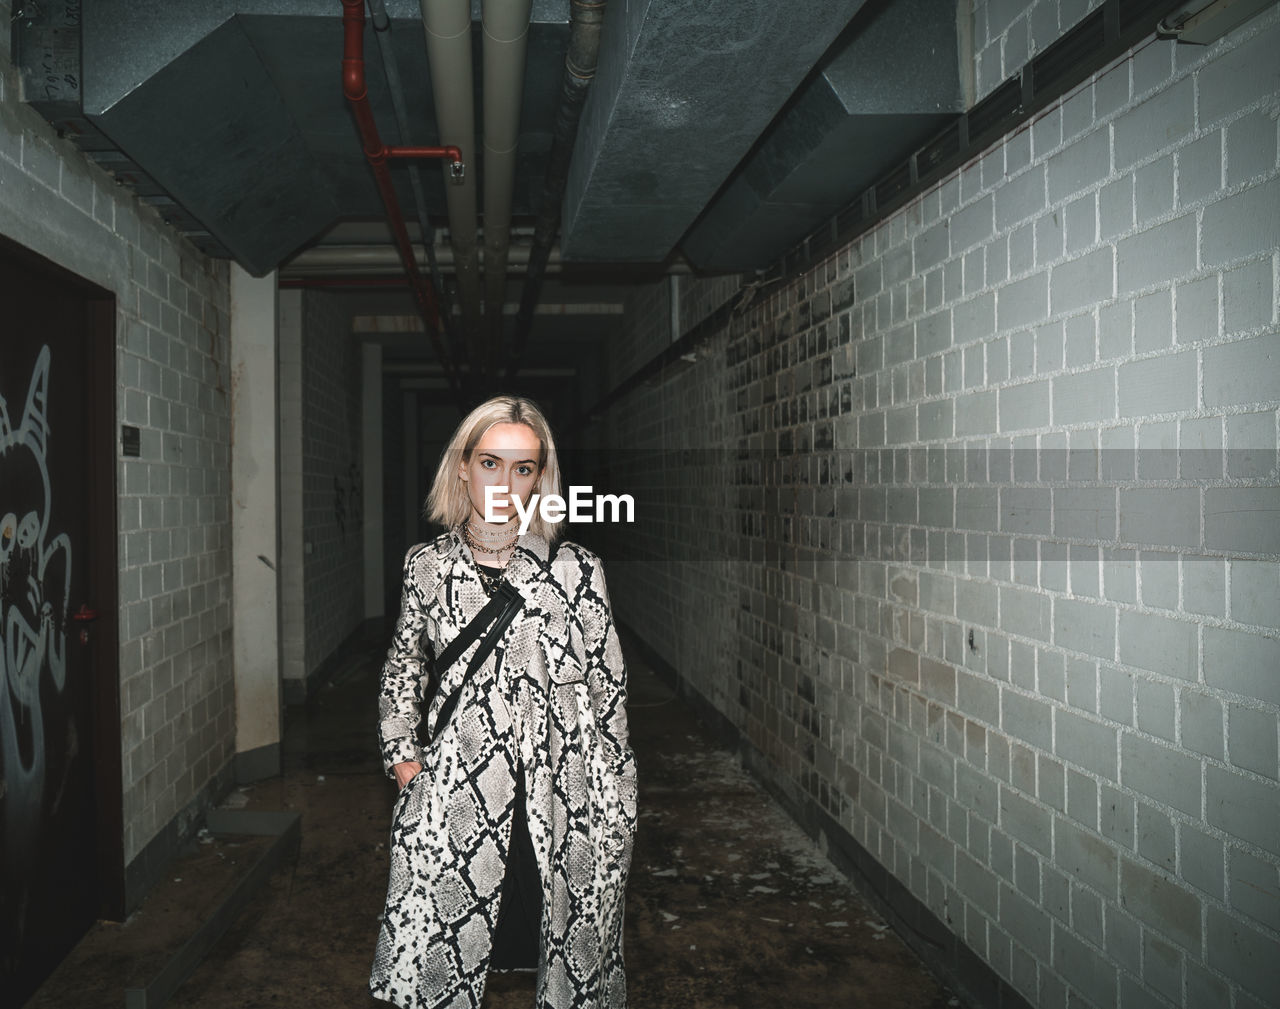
[[0, 2, 234, 871], [599, 8, 1280, 1008], [972, 0, 1106, 102], [301, 291, 365, 677]]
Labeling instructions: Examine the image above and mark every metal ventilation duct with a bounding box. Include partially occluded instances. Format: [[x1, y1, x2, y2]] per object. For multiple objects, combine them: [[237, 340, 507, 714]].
[[19, 0, 974, 280], [559, 0, 872, 263], [56, 1, 570, 277], [84, 13, 344, 276], [681, 0, 964, 272]]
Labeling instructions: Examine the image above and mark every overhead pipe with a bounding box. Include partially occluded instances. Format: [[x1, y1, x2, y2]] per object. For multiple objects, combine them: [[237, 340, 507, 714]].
[[480, 0, 533, 382], [279, 276, 412, 289], [421, 0, 485, 358], [365, 0, 462, 371], [341, 0, 465, 403], [282, 241, 572, 275], [505, 0, 606, 381]]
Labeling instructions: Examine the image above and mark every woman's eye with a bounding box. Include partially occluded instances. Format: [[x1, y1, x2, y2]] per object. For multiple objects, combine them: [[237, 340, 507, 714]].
[[517, 465, 532, 476]]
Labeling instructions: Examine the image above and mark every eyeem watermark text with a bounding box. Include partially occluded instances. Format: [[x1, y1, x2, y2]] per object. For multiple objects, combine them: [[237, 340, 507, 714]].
[[485, 485, 635, 533]]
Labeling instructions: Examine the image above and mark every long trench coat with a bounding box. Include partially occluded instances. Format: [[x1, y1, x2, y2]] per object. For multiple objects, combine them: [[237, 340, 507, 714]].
[[370, 526, 637, 1009]]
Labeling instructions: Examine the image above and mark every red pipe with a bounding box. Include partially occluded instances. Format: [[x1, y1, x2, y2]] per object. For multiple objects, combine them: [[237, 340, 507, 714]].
[[341, 0, 463, 400], [385, 145, 462, 161]]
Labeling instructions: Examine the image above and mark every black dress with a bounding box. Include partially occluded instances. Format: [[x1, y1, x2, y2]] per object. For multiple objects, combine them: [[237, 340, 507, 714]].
[[475, 561, 542, 970]]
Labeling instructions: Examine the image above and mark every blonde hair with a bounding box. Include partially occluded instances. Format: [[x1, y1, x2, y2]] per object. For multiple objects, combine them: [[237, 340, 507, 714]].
[[423, 395, 565, 542]]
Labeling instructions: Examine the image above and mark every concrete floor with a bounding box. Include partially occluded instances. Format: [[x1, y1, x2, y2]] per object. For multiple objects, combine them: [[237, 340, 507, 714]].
[[29, 628, 957, 1009]]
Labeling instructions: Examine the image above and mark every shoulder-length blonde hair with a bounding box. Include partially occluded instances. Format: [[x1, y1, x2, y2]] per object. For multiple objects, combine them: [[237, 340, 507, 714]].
[[423, 395, 565, 542]]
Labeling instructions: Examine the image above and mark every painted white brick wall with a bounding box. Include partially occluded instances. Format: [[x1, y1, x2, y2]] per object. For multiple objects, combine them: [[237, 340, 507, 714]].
[[971, 0, 1109, 102], [0, 3, 234, 865], [607, 273, 745, 392], [301, 291, 364, 676], [610, 280, 669, 389], [603, 8, 1280, 1008]]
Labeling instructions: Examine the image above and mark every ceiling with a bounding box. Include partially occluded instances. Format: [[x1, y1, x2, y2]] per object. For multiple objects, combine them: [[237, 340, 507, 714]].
[[14, 0, 966, 374]]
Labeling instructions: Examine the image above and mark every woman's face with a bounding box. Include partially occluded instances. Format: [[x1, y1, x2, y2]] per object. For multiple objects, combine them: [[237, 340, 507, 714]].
[[458, 422, 543, 525]]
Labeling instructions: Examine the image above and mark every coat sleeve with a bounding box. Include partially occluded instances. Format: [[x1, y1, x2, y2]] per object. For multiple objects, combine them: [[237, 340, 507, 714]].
[[581, 552, 638, 821], [377, 545, 432, 779]]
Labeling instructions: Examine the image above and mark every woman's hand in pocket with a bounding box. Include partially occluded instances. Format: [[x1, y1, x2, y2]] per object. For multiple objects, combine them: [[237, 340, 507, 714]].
[[393, 760, 423, 791]]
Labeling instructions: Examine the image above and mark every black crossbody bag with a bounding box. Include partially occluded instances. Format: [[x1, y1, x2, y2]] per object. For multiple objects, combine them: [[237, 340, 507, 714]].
[[415, 580, 525, 747]]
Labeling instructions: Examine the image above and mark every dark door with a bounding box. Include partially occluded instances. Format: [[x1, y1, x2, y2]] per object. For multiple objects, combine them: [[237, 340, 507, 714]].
[[1, 238, 121, 1006]]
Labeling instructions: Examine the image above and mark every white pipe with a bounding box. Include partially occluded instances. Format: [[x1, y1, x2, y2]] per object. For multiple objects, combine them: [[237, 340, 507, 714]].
[[281, 243, 573, 275], [421, 0, 483, 342], [481, 0, 533, 367]]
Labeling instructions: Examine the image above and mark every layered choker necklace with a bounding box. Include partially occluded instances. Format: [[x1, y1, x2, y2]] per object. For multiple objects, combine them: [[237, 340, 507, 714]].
[[461, 519, 518, 593]]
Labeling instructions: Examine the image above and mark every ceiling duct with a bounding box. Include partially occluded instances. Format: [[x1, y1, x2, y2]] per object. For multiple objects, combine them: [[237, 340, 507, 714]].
[[558, 0, 873, 262], [19, 1, 569, 278], [680, 0, 964, 272], [78, 4, 406, 276]]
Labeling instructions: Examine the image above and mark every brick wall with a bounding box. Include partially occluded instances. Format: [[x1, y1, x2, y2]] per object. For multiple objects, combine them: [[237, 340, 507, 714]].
[[610, 279, 671, 389], [607, 273, 747, 391], [971, 0, 1107, 101], [0, 2, 234, 867], [599, 9, 1280, 1008], [301, 290, 364, 676]]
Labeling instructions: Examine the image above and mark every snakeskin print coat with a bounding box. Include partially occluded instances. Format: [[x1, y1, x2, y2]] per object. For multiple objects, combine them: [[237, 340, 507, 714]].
[[370, 526, 637, 1009]]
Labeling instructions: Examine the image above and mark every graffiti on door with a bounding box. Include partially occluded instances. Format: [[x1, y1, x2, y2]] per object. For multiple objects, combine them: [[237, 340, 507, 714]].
[[0, 346, 73, 922]]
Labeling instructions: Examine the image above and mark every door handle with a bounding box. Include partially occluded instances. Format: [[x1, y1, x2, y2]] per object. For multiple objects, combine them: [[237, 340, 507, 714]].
[[72, 603, 99, 644]]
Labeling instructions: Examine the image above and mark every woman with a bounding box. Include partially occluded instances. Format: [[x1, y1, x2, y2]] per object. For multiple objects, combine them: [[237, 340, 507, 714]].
[[370, 396, 637, 1009]]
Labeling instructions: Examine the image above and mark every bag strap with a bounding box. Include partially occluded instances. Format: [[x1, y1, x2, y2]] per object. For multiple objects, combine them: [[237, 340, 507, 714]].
[[462, 582, 526, 676], [431, 580, 521, 673], [418, 582, 525, 744]]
